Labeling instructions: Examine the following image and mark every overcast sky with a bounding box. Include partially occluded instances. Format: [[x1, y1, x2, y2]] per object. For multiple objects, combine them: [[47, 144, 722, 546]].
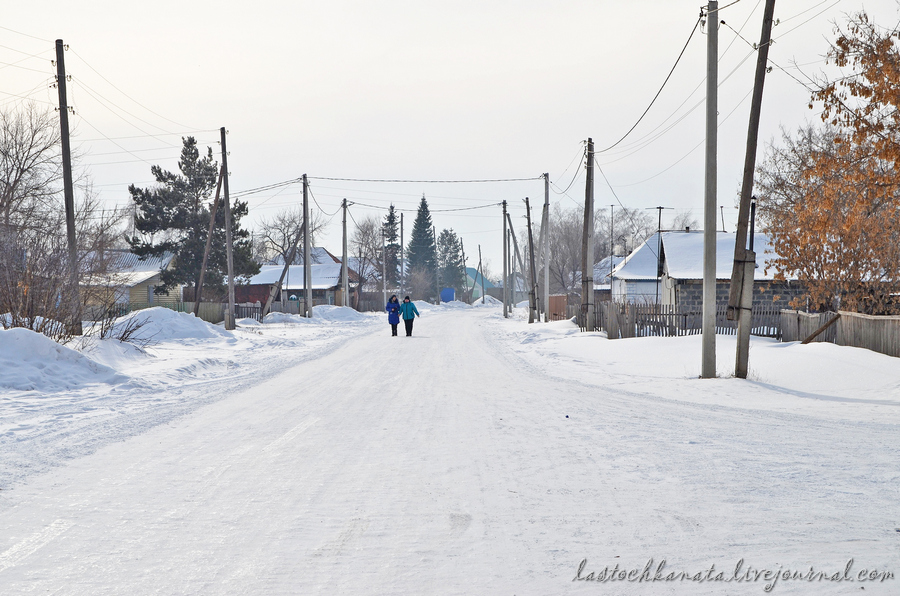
[[4, 0, 899, 269]]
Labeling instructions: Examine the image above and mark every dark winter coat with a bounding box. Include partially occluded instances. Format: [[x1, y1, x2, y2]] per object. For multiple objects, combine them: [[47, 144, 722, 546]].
[[386, 300, 400, 325], [399, 301, 419, 320]]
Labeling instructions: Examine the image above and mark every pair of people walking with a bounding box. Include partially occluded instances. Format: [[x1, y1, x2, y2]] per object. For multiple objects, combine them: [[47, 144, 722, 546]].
[[385, 295, 420, 336]]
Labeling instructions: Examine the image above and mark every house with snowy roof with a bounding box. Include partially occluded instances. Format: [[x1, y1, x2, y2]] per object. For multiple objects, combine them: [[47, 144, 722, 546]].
[[464, 266, 495, 300], [235, 262, 360, 307], [80, 250, 181, 308], [611, 231, 802, 307]]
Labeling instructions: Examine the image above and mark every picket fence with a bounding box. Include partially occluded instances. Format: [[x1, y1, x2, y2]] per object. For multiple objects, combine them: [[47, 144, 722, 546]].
[[571, 302, 783, 339]]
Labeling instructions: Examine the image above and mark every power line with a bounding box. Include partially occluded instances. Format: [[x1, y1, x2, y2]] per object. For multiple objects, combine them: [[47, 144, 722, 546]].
[[308, 175, 541, 184], [597, 15, 703, 153], [0, 25, 50, 43]]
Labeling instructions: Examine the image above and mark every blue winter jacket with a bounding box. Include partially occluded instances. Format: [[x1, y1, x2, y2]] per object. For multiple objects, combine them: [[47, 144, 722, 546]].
[[399, 301, 419, 320], [386, 301, 400, 325]]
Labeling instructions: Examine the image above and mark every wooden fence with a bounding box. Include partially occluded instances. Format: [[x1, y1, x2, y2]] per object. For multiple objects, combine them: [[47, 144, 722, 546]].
[[570, 302, 783, 339], [781, 310, 900, 358]]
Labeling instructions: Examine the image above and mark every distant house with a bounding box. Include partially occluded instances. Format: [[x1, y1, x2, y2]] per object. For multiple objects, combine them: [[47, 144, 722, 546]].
[[235, 262, 360, 307], [81, 250, 180, 308], [611, 231, 802, 307], [464, 267, 495, 300], [592, 255, 626, 302]]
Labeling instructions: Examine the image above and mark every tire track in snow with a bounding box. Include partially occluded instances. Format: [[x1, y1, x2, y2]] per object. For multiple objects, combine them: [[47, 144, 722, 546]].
[[0, 519, 72, 574]]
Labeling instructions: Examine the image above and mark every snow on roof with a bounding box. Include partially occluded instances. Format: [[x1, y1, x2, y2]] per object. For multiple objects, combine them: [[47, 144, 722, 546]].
[[247, 264, 346, 290], [612, 231, 783, 282], [266, 246, 339, 266], [81, 250, 175, 288], [593, 255, 626, 287], [661, 231, 778, 280], [613, 233, 662, 281]]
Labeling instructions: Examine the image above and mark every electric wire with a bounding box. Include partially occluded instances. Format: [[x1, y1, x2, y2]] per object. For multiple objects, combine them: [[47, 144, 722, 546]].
[[596, 15, 703, 153], [308, 176, 541, 184]]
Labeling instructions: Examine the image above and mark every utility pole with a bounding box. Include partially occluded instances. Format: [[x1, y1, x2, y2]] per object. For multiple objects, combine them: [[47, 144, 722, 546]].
[[400, 212, 404, 297], [55, 39, 81, 335], [525, 197, 538, 323], [262, 219, 303, 318], [478, 244, 485, 304], [502, 200, 508, 317], [648, 206, 673, 303], [720, 206, 727, 232], [509, 228, 517, 308], [303, 174, 312, 318], [220, 127, 236, 330], [729, 0, 777, 378], [461, 240, 469, 303], [194, 165, 225, 315], [382, 227, 387, 308], [433, 225, 440, 304], [542, 173, 550, 322], [342, 199, 349, 307], [701, 1, 719, 378], [610, 205, 615, 300], [581, 139, 595, 332]]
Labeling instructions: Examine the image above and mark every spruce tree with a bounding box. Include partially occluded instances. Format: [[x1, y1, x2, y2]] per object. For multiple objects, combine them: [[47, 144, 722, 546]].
[[406, 195, 437, 299], [383, 204, 400, 288], [127, 137, 259, 300], [437, 228, 466, 297]]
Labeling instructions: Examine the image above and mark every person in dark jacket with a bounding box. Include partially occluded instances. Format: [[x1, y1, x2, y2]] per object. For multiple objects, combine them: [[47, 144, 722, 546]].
[[398, 295, 420, 336], [385, 295, 400, 336]]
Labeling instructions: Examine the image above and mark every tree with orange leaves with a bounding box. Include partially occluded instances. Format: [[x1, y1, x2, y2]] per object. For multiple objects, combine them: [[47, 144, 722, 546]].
[[756, 11, 900, 314]]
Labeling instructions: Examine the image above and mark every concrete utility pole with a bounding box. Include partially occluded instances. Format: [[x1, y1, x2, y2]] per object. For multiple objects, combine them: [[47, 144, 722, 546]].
[[502, 200, 508, 317], [303, 174, 312, 318], [342, 199, 349, 307], [729, 0, 777, 379], [400, 212, 404, 297], [55, 39, 81, 335], [194, 166, 225, 315], [542, 173, 550, 322], [581, 139, 595, 332], [525, 197, 538, 323], [220, 127, 236, 330], [701, 1, 719, 378], [509, 228, 517, 307]]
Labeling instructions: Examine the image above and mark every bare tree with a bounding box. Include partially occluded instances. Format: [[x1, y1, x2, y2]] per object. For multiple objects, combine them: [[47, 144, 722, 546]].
[[255, 206, 327, 264], [350, 214, 382, 292], [0, 102, 62, 232]]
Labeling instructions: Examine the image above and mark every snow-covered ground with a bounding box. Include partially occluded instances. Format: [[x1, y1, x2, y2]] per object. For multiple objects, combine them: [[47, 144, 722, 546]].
[[0, 302, 897, 594]]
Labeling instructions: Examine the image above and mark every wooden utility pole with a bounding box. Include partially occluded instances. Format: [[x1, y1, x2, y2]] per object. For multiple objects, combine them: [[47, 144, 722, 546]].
[[701, 1, 719, 378], [194, 166, 225, 315], [648, 206, 673, 303], [729, 0, 777, 379], [502, 200, 508, 317], [478, 244, 485, 304], [524, 197, 538, 323], [509, 228, 517, 307], [400, 212, 404, 296], [461, 240, 469, 303], [542, 173, 550, 322], [262, 220, 304, 318], [55, 39, 81, 335], [220, 127, 236, 330], [610, 205, 615, 300], [342, 199, 349, 307], [582, 139, 595, 332], [382, 227, 388, 307], [303, 174, 312, 318], [433, 225, 440, 304]]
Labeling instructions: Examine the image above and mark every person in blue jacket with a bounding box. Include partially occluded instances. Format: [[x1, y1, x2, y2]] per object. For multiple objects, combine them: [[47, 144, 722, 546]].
[[385, 294, 400, 336], [399, 295, 420, 336]]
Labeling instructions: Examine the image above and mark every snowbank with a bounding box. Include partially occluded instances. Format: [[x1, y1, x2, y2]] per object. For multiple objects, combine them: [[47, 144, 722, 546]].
[[112, 307, 232, 342], [312, 305, 369, 322], [0, 328, 126, 392], [472, 295, 501, 307]]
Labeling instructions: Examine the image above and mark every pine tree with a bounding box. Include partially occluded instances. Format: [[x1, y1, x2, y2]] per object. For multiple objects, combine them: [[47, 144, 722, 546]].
[[406, 195, 437, 299], [383, 204, 400, 288], [437, 228, 466, 297], [127, 137, 259, 300]]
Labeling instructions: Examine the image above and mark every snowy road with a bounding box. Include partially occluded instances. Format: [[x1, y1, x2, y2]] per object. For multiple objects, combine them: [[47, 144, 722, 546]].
[[0, 307, 897, 594]]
